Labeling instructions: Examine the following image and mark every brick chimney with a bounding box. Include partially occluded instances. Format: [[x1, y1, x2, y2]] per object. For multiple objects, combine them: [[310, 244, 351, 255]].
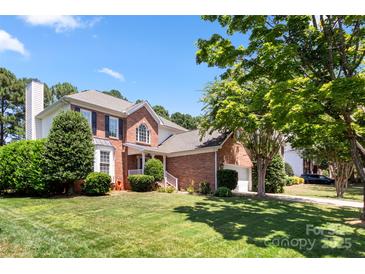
[[25, 80, 44, 140]]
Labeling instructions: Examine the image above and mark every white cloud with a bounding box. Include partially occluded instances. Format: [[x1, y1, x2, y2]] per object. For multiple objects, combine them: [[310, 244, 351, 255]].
[[20, 16, 101, 33], [0, 29, 28, 56], [98, 67, 125, 81]]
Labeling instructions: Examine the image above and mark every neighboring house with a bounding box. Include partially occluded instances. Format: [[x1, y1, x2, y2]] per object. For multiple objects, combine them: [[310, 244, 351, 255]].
[[25, 81, 253, 192], [283, 144, 304, 176]]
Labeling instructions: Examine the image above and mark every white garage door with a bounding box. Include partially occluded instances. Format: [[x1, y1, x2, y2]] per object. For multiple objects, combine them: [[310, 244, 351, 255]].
[[223, 164, 250, 192]]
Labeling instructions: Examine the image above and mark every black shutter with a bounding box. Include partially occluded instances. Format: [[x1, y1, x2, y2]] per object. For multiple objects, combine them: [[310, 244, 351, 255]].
[[119, 118, 123, 140], [74, 106, 80, 112], [92, 112, 97, 135], [105, 115, 109, 137]]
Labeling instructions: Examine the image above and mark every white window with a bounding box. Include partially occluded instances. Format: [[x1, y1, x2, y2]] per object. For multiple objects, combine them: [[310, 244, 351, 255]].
[[100, 151, 110, 174], [80, 109, 92, 126], [109, 116, 118, 138], [136, 124, 150, 143]]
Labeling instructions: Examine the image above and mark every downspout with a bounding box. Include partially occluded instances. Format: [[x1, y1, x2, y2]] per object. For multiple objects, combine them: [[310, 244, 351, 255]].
[[214, 151, 218, 190]]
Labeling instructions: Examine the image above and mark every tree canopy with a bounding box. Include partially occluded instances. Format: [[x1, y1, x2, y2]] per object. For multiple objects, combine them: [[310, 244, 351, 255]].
[[49, 82, 78, 105], [197, 15, 365, 215]]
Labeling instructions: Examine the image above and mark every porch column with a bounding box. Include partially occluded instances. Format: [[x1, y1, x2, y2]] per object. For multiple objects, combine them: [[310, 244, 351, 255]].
[[142, 152, 145, 173], [163, 155, 167, 187], [151, 154, 155, 159]]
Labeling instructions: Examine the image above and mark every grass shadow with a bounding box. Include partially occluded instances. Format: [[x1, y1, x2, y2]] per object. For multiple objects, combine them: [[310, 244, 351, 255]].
[[174, 196, 365, 257]]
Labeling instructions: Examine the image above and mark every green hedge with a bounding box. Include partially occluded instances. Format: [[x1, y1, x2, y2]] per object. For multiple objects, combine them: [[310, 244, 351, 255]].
[[128, 174, 155, 192], [285, 162, 294, 176], [144, 158, 164, 182], [0, 139, 47, 195], [82, 172, 111, 195], [252, 154, 286, 193], [217, 169, 238, 190], [214, 186, 232, 197]]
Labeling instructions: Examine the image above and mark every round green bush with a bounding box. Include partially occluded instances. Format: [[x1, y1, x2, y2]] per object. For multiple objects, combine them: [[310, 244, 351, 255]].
[[0, 139, 47, 195], [252, 154, 286, 193], [285, 162, 294, 176], [199, 181, 211, 195], [214, 186, 232, 197], [144, 158, 164, 182], [128, 174, 155, 192], [82, 172, 111, 195], [217, 169, 238, 190]]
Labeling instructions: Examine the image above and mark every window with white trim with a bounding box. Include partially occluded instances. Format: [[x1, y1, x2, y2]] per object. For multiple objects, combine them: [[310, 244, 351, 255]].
[[80, 108, 92, 126], [136, 123, 150, 143], [100, 151, 110, 174], [109, 116, 118, 138]]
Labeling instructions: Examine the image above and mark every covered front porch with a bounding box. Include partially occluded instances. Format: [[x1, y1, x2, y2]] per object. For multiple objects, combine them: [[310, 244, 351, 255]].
[[124, 143, 178, 189]]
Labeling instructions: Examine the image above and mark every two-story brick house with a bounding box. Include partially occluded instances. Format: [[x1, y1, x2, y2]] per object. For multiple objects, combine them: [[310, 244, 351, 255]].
[[26, 81, 253, 192]]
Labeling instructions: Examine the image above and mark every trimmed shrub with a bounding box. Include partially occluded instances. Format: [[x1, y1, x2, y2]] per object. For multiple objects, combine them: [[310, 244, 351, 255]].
[[284, 176, 295, 186], [0, 139, 47, 195], [186, 183, 195, 194], [128, 174, 155, 192], [285, 162, 294, 176], [217, 169, 238, 190], [214, 186, 232, 197], [199, 181, 211, 195], [284, 176, 304, 186], [253, 154, 286, 193], [82, 172, 111, 195], [144, 158, 164, 182], [43, 110, 94, 192], [157, 185, 175, 193]]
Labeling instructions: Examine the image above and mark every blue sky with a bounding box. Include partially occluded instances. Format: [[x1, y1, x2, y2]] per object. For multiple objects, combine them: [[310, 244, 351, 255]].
[[0, 16, 247, 116]]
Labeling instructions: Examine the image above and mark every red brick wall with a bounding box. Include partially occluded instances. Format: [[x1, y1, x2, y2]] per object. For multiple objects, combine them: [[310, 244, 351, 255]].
[[166, 152, 216, 191], [126, 106, 159, 146], [217, 135, 252, 168], [71, 104, 127, 188]]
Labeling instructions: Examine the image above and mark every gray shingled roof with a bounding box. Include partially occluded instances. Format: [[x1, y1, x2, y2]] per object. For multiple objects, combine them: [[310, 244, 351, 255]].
[[65, 90, 187, 132], [159, 116, 188, 131], [65, 90, 134, 113], [158, 130, 229, 153], [93, 137, 113, 147]]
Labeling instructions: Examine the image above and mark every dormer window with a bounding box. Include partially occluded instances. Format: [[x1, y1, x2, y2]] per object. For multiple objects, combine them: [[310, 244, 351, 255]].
[[136, 123, 150, 144]]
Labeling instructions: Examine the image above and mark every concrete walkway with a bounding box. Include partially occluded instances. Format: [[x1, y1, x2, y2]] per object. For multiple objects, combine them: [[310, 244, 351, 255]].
[[233, 191, 363, 209]]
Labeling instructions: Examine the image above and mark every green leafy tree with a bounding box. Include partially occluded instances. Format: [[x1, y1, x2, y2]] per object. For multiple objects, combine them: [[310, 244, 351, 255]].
[[103, 89, 128, 100], [49, 82, 77, 105], [43, 110, 94, 193], [197, 15, 365, 218], [0, 68, 25, 145], [153, 105, 170, 119], [252, 154, 286, 194], [170, 112, 198, 130], [200, 79, 285, 196]]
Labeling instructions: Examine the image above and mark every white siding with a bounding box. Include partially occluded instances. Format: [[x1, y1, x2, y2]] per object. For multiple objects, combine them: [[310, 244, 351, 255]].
[[41, 104, 70, 138], [284, 145, 303, 176], [25, 81, 44, 140], [158, 126, 182, 144]]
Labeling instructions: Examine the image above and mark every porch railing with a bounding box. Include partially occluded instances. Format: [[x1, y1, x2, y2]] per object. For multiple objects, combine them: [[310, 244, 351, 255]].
[[128, 169, 143, 176], [165, 171, 178, 191]]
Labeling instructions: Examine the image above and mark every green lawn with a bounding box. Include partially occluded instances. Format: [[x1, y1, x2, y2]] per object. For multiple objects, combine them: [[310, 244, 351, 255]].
[[284, 184, 364, 202], [0, 192, 364, 258]]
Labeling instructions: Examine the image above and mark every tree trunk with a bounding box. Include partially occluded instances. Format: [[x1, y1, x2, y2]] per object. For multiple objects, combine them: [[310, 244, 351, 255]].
[[344, 113, 365, 219], [330, 161, 354, 199], [256, 157, 267, 197]]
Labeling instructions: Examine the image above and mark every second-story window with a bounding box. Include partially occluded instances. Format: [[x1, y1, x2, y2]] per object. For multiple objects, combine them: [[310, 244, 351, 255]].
[[80, 108, 92, 126], [109, 116, 119, 138], [136, 123, 150, 144]]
